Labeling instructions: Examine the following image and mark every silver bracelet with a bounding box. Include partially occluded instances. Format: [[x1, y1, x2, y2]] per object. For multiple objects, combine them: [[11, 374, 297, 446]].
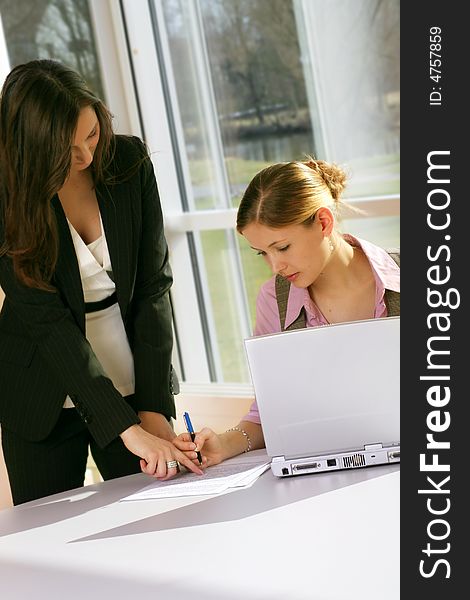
[[226, 426, 252, 453]]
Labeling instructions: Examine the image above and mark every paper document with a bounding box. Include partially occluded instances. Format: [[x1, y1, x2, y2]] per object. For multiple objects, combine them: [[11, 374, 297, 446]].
[[120, 458, 270, 501]]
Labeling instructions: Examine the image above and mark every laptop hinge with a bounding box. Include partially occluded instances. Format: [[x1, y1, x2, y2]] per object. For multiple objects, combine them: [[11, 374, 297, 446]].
[[272, 456, 286, 463], [364, 443, 383, 450]]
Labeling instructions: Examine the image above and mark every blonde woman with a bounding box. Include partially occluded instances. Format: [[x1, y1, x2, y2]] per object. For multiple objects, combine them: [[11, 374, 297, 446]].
[[174, 158, 400, 466]]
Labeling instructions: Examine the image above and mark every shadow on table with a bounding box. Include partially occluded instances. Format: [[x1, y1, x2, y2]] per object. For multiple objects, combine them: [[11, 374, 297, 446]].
[[71, 464, 399, 543], [0, 472, 151, 537]]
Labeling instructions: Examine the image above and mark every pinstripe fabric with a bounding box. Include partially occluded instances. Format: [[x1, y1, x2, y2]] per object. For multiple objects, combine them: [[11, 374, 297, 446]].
[[1, 405, 141, 505], [0, 136, 176, 450]]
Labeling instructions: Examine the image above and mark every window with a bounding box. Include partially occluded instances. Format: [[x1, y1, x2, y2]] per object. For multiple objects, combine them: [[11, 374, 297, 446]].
[[0, 0, 104, 97], [122, 0, 400, 386], [0, 0, 400, 388]]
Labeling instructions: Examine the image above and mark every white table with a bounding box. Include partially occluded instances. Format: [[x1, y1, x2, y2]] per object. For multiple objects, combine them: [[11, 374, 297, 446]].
[[0, 450, 399, 600]]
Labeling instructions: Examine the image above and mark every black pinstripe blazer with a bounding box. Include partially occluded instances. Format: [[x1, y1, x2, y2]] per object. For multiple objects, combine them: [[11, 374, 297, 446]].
[[0, 136, 177, 448]]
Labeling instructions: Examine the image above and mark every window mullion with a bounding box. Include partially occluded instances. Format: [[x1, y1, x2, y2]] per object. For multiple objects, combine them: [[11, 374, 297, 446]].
[[121, 0, 211, 381], [185, 0, 252, 341], [0, 13, 10, 82], [293, 0, 330, 159], [87, 0, 141, 136], [150, 0, 225, 381]]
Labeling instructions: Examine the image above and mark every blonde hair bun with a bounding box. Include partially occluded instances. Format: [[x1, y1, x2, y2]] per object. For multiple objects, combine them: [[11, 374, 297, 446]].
[[303, 157, 347, 201]]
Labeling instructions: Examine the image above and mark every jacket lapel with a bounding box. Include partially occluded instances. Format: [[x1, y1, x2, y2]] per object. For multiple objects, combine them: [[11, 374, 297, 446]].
[[51, 177, 136, 328], [51, 194, 86, 332], [96, 183, 134, 319]]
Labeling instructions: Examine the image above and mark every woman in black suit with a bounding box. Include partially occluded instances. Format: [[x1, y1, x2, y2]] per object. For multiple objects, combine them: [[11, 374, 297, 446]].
[[0, 59, 202, 505]]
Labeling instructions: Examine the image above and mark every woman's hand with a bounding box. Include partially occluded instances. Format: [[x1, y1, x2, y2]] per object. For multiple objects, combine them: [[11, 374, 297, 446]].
[[120, 424, 203, 479], [172, 428, 225, 467]]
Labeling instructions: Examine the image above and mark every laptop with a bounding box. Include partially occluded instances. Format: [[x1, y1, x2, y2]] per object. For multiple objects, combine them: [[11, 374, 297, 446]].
[[243, 317, 400, 477]]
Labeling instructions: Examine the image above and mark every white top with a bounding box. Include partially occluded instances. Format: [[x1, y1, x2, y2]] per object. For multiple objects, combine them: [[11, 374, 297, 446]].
[[63, 215, 135, 408]]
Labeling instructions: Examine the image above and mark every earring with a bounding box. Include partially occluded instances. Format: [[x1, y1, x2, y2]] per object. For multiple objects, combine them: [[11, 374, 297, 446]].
[[328, 237, 335, 253]]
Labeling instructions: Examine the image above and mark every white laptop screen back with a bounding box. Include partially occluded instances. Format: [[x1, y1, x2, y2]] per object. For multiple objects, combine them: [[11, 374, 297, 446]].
[[244, 317, 400, 460]]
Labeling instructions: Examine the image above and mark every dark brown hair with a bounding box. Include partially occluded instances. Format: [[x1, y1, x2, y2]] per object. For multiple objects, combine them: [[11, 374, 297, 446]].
[[0, 59, 114, 289], [236, 157, 348, 232]]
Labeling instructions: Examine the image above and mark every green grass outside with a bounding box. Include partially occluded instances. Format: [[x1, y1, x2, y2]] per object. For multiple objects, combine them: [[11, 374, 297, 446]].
[[189, 156, 269, 188]]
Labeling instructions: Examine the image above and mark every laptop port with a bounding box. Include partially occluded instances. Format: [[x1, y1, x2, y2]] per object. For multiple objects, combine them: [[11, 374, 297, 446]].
[[327, 459, 337, 467], [282, 467, 289, 475], [293, 462, 320, 472]]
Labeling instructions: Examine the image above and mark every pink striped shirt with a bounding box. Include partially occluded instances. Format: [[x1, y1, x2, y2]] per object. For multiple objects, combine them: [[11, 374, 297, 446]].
[[243, 235, 400, 424]]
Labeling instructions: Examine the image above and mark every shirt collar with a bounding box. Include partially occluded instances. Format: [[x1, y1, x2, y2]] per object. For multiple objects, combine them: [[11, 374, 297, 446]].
[[349, 235, 400, 293], [283, 234, 400, 329]]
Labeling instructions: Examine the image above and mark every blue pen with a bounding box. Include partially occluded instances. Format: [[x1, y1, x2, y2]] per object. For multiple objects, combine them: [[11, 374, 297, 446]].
[[183, 412, 203, 465]]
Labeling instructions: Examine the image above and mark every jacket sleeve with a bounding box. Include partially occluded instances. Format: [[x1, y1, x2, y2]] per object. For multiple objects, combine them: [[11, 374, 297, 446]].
[[128, 145, 177, 419], [0, 243, 140, 449]]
